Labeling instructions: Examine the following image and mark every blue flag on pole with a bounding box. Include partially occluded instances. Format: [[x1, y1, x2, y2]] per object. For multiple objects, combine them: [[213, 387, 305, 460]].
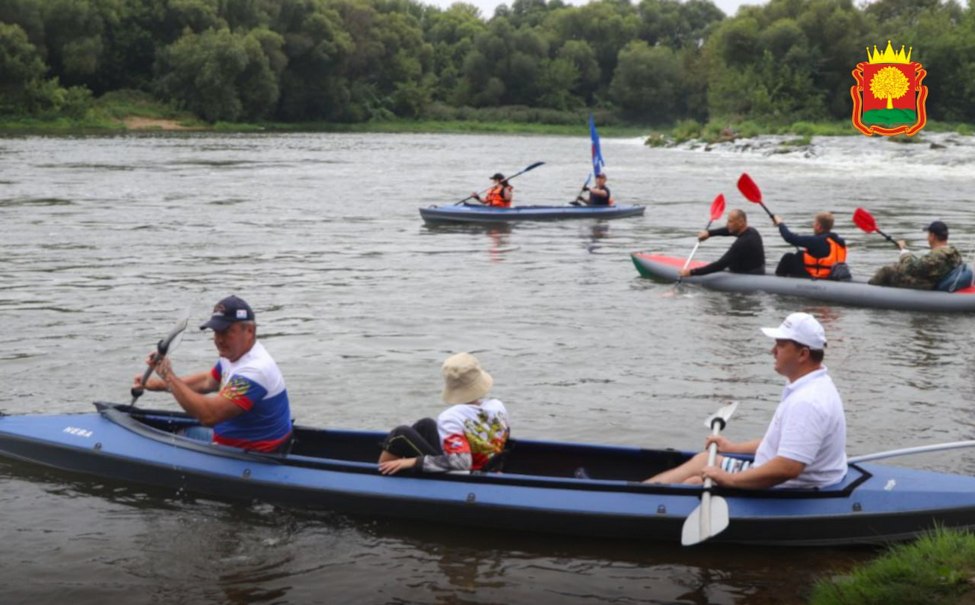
[[589, 114, 605, 177]]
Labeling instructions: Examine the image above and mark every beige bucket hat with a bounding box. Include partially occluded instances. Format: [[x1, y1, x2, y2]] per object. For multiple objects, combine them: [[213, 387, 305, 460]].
[[441, 352, 494, 404]]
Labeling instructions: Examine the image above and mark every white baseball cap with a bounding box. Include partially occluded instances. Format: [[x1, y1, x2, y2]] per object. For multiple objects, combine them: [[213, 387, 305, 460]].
[[761, 312, 826, 350]]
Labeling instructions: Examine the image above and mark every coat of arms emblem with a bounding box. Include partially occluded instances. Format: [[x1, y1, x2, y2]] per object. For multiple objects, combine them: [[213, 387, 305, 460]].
[[850, 41, 928, 136]]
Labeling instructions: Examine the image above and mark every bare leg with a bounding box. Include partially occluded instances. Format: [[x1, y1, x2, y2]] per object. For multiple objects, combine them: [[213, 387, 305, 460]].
[[644, 451, 719, 484]]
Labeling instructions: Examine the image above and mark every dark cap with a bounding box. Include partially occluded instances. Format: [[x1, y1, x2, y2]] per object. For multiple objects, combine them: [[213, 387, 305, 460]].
[[200, 295, 255, 331], [490, 173, 505, 181], [924, 220, 949, 239]]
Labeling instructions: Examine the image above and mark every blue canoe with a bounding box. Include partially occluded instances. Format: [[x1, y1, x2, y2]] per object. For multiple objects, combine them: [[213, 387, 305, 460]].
[[420, 203, 646, 224], [1, 403, 974, 546], [631, 252, 975, 313]]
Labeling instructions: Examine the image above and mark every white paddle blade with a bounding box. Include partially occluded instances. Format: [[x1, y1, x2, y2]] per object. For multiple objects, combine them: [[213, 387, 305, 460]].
[[704, 400, 739, 430], [681, 495, 730, 546]]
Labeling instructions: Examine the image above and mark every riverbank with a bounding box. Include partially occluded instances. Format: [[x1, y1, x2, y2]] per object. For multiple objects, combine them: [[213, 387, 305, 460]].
[[1, 91, 972, 142], [810, 528, 975, 605]]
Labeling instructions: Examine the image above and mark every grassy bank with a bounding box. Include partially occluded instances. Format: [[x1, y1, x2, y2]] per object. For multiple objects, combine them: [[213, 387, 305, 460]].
[[1, 91, 971, 139], [810, 528, 975, 605]]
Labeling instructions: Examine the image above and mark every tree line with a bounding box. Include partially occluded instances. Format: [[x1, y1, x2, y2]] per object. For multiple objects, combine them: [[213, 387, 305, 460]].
[[0, 0, 971, 126]]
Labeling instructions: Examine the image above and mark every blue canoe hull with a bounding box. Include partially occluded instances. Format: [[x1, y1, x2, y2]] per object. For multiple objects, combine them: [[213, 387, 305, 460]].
[[420, 204, 646, 224], [1, 403, 974, 546], [632, 252, 975, 313]]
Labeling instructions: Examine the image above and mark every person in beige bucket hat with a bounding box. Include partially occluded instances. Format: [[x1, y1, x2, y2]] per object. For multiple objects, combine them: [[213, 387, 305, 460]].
[[378, 353, 509, 475]]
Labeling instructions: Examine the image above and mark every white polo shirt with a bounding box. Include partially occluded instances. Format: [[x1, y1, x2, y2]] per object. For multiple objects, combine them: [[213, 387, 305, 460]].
[[755, 366, 847, 488]]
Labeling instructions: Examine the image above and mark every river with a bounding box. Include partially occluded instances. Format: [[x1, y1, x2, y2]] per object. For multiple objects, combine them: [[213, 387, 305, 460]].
[[1, 131, 974, 603]]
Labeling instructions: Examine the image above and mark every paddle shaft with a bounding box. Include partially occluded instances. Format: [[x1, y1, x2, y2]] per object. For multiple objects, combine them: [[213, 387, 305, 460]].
[[698, 421, 723, 538], [572, 174, 593, 205], [850, 440, 975, 464], [875, 229, 900, 248], [680, 218, 716, 273]]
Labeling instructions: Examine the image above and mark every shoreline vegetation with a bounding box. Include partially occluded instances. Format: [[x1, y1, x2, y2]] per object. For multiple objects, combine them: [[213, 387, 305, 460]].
[[810, 528, 975, 605], [1, 91, 971, 145]]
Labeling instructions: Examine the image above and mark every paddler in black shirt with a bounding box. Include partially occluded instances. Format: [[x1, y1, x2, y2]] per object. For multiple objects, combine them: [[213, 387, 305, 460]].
[[677, 208, 766, 277]]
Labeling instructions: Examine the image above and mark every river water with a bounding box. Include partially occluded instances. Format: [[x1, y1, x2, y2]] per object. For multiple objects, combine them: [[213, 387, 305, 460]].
[[1, 131, 974, 603]]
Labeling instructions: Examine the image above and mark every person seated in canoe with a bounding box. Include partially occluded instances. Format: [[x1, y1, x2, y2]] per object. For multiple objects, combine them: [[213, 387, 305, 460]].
[[868, 221, 965, 290], [645, 312, 847, 489], [772, 211, 850, 280], [572, 172, 614, 207], [133, 295, 293, 453], [471, 173, 513, 208], [676, 208, 766, 277], [378, 352, 509, 475]]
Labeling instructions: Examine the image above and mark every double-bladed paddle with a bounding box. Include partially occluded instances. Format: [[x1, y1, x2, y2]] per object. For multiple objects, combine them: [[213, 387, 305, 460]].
[[130, 315, 189, 406], [570, 174, 593, 206], [681, 400, 739, 546], [680, 193, 726, 275], [455, 161, 545, 205], [853, 207, 900, 249]]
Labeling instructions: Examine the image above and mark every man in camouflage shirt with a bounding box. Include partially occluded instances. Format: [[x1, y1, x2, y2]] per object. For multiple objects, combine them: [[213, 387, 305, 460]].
[[868, 221, 963, 289]]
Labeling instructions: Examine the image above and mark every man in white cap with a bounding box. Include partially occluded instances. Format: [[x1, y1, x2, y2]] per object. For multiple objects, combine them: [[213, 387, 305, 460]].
[[645, 312, 847, 489]]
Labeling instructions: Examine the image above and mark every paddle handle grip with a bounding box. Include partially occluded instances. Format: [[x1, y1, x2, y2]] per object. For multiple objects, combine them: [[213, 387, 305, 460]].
[[130, 364, 153, 403], [130, 339, 167, 404]]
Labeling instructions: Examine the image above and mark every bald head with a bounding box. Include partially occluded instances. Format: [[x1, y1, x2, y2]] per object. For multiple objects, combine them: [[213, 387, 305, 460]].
[[727, 208, 748, 234]]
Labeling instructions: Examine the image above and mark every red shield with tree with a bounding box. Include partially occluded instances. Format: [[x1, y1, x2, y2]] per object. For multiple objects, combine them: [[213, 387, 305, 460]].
[[851, 41, 928, 136]]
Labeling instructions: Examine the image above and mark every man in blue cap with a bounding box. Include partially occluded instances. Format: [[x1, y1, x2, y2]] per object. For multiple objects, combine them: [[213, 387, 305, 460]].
[[868, 221, 965, 290], [134, 295, 292, 452]]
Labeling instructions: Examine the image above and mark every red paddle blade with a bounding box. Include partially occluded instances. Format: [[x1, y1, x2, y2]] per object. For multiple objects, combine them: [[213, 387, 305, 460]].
[[709, 194, 726, 222], [853, 207, 877, 233], [737, 173, 762, 204]]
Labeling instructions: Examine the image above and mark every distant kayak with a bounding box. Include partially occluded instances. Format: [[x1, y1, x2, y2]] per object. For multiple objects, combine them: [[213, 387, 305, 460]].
[[420, 203, 646, 224], [631, 252, 975, 313]]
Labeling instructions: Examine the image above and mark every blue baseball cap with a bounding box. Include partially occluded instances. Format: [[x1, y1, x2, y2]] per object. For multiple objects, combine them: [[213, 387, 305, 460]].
[[200, 295, 254, 331]]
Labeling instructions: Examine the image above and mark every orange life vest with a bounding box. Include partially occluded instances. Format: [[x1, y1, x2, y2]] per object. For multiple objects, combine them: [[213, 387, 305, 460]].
[[484, 185, 512, 208], [803, 236, 847, 279]]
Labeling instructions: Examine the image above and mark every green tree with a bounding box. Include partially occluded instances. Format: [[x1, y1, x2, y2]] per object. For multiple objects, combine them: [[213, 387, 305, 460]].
[[155, 27, 279, 121], [0, 22, 47, 113], [556, 39, 601, 104], [424, 3, 485, 104], [610, 40, 681, 122], [543, 0, 640, 91], [271, 0, 352, 121], [329, 0, 434, 120]]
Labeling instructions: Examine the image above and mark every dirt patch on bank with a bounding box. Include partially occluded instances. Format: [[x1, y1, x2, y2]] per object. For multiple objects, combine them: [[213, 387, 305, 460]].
[[122, 117, 196, 131]]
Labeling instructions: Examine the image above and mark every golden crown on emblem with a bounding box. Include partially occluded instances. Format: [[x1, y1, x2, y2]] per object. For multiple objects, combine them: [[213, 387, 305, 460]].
[[866, 40, 912, 64]]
